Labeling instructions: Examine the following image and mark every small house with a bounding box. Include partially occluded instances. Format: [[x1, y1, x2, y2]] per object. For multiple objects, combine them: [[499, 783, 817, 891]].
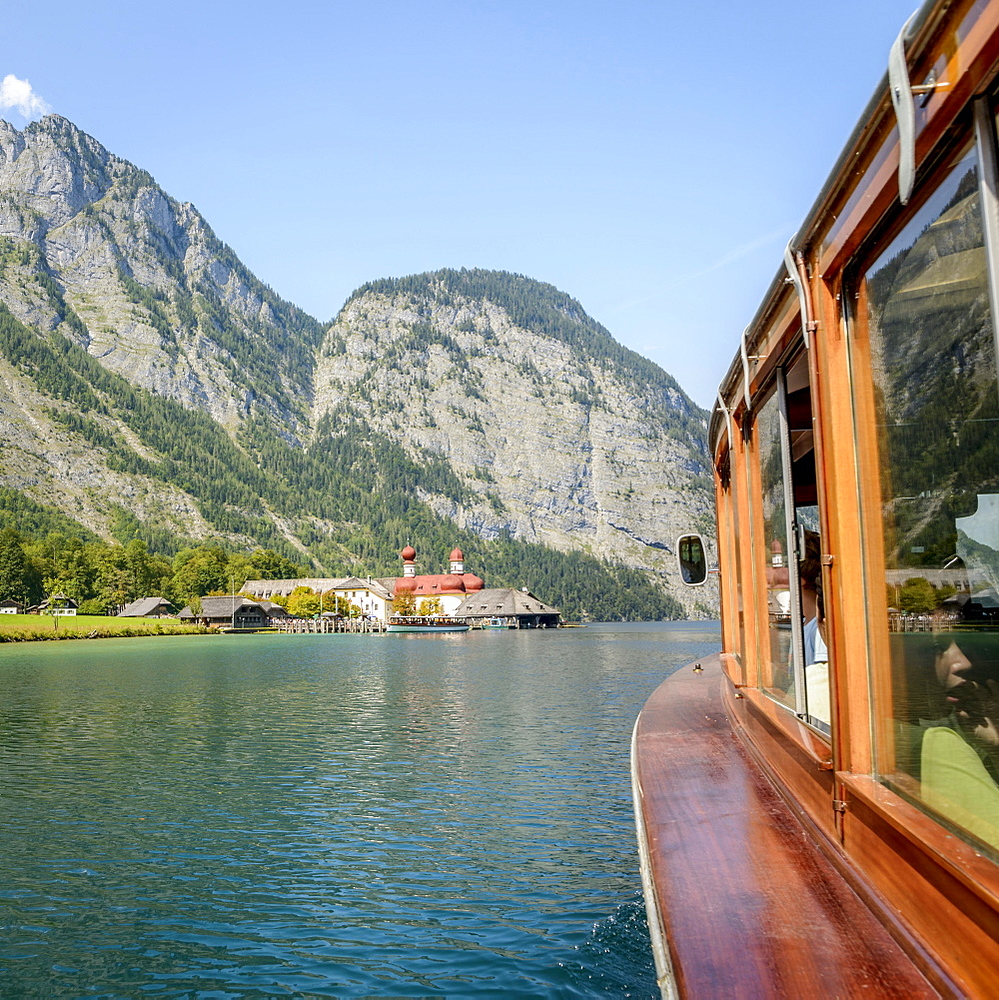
[[31, 594, 79, 616], [177, 596, 272, 629], [118, 597, 177, 618]]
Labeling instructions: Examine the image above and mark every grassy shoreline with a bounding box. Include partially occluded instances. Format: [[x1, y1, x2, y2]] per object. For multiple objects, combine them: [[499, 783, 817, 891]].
[[0, 614, 215, 642]]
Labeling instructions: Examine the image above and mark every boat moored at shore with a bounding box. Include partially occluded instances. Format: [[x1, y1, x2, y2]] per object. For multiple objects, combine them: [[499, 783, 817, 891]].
[[386, 616, 470, 633]]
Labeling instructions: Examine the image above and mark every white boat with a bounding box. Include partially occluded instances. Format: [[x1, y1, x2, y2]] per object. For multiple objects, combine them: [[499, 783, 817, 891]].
[[386, 616, 470, 633], [483, 617, 514, 629]]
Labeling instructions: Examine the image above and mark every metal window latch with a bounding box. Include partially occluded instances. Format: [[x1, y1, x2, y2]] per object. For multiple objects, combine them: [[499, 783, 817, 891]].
[[833, 799, 849, 814], [889, 19, 949, 205], [784, 237, 811, 350]]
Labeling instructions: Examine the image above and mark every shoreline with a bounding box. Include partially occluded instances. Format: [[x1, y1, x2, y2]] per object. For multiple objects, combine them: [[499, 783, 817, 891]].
[[0, 614, 216, 643]]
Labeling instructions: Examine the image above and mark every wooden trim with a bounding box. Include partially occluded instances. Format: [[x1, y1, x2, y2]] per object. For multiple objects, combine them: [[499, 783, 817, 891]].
[[632, 656, 940, 998], [731, 414, 758, 686], [734, 683, 833, 771], [839, 772, 999, 996], [839, 772, 999, 914], [820, 0, 999, 275]]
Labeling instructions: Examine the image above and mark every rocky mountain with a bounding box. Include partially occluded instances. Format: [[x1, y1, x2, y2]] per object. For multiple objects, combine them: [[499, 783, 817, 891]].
[[0, 115, 323, 432], [0, 115, 716, 618], [314, 270, 714, 591]]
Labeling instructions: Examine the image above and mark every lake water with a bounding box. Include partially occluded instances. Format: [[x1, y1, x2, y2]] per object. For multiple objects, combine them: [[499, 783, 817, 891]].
[[0, 620, 720, 997]]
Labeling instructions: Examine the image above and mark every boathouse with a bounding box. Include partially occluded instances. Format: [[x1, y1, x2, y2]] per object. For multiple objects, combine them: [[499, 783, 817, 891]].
[[452, 588, 561, 628], [177, 596, 271, 629]]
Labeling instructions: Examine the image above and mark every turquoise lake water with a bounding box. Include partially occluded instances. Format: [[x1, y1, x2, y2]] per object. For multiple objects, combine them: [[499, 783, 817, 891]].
[[0, 620, 721, 997]]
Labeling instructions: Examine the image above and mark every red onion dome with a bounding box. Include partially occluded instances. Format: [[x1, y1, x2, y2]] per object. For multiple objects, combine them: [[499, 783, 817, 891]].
[[449, 547, 464, 561], [462, 574, 484, 592], [394, 578, 416, 593], [440, 574, 465, 591], [401, 545, 416, 561]]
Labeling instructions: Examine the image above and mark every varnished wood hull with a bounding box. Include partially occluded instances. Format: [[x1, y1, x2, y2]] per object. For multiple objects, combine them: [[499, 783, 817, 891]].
[[632, 655, 943, 998]]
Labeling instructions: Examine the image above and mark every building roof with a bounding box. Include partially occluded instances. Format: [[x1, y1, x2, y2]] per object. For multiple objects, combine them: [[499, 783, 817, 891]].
[[117, 597, 176, 617], [242, 577, 393, 600], [35, 594, 78, 609], [394, 573, 484, 595], [452, 588, 560, 617], [178, 596, 268, 618], [336, 577, 393, 599], [255, 599, 291, 616]]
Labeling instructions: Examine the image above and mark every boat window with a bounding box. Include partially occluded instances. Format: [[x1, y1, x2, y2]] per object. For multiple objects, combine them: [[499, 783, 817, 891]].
[[753, 358, 827, 728], [786, 354, 829, 731], [855, 142, 999, 853], [720, 447, 747, 678], [755, 382, 803, 710]]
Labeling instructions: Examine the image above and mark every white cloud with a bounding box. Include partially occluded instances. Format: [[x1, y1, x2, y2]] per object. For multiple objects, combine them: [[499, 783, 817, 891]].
[[0, 75, 51, 120]]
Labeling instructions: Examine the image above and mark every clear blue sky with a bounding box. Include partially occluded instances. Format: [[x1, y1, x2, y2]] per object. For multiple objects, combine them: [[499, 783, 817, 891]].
[[4, 1, 917, 408]]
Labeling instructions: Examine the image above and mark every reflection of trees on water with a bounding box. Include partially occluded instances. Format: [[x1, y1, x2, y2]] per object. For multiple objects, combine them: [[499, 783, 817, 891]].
[[866, 162, 999, 568]]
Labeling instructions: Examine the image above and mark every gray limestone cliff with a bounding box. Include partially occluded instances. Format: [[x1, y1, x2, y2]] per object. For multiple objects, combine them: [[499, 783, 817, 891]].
[[313, 270, 716, 611], [0, 118, 718, 615], [0, 115, 323, 432]]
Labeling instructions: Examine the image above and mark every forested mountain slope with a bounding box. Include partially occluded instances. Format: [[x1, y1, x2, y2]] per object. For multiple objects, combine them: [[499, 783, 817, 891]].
[[0, 115, 322, 432], [314, 269, 714, 597], [0, 116, 716, 618]]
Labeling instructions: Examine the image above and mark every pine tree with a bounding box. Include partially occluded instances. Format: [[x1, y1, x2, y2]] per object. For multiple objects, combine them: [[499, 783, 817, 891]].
[[0, 527, 33, 604]]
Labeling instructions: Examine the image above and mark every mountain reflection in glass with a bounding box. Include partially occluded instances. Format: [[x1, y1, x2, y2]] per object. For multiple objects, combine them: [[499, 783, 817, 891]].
[[860, 144, 999, 853], [756, 390, 795, 705]]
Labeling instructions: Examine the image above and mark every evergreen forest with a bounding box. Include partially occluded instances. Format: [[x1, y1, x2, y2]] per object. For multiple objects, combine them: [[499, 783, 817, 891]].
[[0, 306, 683, 621]]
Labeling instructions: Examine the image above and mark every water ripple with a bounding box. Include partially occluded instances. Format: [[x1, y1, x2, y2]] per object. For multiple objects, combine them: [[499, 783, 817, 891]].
[[0, 621, 719, 996]]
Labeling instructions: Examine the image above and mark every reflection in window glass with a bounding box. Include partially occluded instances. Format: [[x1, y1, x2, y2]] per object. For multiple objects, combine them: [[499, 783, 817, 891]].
[[757, 391, 796, 705], [861, 147, 999, 851], [729, 452, 747, 675]]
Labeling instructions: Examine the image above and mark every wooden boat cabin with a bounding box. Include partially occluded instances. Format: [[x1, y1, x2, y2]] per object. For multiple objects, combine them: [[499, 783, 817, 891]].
[[633, 1, 999, 995]]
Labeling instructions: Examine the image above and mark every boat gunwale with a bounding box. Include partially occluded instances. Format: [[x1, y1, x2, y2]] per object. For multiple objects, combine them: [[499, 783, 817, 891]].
[[631, 653, 949, 998]]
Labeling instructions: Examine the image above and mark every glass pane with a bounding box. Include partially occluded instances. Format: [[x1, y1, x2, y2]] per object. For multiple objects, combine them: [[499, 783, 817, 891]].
[[784, 352, 829, 731], [757, 390, 796, 705], [730, 452, 747, 675], [799, 507, 831, 731], [861, 147, 999, 852]]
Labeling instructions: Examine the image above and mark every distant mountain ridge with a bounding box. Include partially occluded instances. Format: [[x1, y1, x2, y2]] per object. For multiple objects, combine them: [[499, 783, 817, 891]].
[[315, 268, 712, 582], [0, 115, 323, 431], [0, 115, 716, 617]]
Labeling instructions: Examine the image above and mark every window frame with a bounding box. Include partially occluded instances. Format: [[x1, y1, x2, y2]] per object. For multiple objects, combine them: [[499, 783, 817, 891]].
[[842, 94, 999, 852]]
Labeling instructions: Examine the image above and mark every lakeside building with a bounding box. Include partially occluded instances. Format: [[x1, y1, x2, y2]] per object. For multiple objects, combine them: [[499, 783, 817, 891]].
[[241, 576, 394, 620], [27, 594, 78, 616], [393, 546, 484, 614], [241, 546, 558, 626], [117, 597, 177, 618], [0, 599, 24, 614], [242, 547, 485, 620], [177, 596, 271, 629], [452, 588, 561, 628]]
